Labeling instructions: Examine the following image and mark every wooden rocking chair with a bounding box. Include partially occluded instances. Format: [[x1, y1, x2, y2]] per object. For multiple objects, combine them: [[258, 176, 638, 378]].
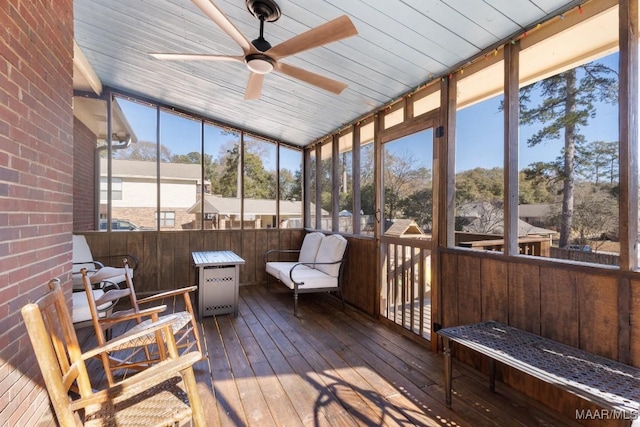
[[21, 279, 206, 426], [80, 260, 203, 385]]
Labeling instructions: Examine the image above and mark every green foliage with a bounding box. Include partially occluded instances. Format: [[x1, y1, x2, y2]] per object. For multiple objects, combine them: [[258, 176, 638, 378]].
[[455, 167, 504, 205], [279, 168, 302, 201], [398, 188, 433, 231]]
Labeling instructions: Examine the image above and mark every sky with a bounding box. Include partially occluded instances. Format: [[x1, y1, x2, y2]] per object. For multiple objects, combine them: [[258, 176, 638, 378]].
[[456, 52, 620, 172], [118, 98, 301, 171]]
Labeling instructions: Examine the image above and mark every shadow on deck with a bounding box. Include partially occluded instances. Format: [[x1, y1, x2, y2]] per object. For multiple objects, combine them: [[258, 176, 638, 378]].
[[76, 284, 579, 427]]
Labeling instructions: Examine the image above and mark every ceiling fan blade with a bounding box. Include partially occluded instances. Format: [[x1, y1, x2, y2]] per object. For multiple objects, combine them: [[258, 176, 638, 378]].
[[150, 53, 244, 62], [191, 0, 252, 53], [275, 62, 348, 95], [268, 15, 358, 60], [245, 73, 265, 100]]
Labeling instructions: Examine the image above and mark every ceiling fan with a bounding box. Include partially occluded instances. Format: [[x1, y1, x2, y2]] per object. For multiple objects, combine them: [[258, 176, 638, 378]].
[[150, 0, 358, 100]]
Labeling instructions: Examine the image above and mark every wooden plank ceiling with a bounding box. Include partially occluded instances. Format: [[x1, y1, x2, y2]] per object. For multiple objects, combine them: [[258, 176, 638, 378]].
[[73, 0, 583, 147]]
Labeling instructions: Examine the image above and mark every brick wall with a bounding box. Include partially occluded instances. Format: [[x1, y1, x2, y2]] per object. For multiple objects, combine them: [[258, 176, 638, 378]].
[[73, 117, 97, 231], [0, 1, 74, 425]]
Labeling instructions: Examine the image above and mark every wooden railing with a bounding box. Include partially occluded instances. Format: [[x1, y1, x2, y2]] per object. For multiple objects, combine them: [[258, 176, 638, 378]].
[[380, 235, 432, 340], [457, 236, 551, 256]]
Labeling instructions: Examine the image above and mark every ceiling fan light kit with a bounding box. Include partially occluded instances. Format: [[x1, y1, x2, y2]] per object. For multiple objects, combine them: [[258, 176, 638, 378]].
[[246, 53, 274, 74], [152, 0, 358, 99]]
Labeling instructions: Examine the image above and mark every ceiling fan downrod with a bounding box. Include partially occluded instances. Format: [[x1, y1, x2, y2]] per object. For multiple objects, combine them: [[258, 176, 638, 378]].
[[246, 0, 280, 52]]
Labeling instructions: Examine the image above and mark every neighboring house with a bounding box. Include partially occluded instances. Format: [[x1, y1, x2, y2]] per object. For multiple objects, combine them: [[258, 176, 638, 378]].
[[100, 159, 202, 229], [457, 201, 557, 238], [384, 219, 429, 239], [518, 203, 556, 228], [187, 195, 325, 229]]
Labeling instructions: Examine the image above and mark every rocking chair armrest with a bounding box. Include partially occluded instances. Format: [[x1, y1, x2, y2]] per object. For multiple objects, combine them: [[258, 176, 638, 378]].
[[82, 314, 177, 359], [97, 305, 168, 326], [263, 249, 300, 263], [136, 286, 198, 304], [71, 351, 202, 411]]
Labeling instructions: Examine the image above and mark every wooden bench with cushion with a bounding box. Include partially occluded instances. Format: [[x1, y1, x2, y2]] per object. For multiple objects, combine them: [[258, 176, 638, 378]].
[[264, 232, 347, 316], [436, 321, 640, 425]]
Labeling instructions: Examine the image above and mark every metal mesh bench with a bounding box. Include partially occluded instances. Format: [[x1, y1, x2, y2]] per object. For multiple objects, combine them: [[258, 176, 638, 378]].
[[436, 321, 640, 425]]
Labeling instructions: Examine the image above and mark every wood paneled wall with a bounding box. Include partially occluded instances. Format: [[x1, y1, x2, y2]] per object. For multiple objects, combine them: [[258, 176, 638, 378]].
[[439, 247, 640, 420], [80, 230, 378, 315]]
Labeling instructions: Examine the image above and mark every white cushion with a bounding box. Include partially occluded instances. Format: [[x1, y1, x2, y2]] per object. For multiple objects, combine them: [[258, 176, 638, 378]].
[[298, 232, 324, 263], [72, 289, 112, 323], [314, 234, 347, 277], [72, 234, 94, 270], [278, 267, 338, 290], [266, 261, 299, 279]]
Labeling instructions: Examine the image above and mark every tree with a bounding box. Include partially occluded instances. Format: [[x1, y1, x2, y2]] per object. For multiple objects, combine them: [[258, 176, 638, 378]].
[[279, 168, 302, 201], [577, 140, 619, 185], [519, 61, 618, 247], [572, 186, 618, 250], [398, 188, 433, 231], [455, 167, 504, 205], [111, 140, 172, 162], [383, 149, 430, 220]]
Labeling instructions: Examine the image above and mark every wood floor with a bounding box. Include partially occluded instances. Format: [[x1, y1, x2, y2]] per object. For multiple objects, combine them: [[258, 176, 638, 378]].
[[76, 284, 579, 427]]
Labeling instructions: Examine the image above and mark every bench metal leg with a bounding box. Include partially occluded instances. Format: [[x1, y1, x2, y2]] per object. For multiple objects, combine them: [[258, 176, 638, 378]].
[[294, 292, 299, 317], [443, 337, 452, 408], [489, 358, 496, 392]]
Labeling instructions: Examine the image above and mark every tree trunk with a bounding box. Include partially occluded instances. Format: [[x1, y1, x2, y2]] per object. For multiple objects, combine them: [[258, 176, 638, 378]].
[[559, 70, 577, 248]]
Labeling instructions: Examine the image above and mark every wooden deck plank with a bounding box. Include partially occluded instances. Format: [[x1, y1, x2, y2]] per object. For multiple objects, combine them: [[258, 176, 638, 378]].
[[74, 284, 580, 427], [215, 314, 277, 427], [239, 287, 342, 426], [243, 288, 376, 427], [233, 302, 303, 426], [248, 288, 414, 427]]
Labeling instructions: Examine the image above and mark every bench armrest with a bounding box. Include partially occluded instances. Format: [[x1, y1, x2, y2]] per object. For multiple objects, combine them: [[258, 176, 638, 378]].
[[288, 260, 343, 286], [114, 253, 139, 270], [264, 249, 300, 263]]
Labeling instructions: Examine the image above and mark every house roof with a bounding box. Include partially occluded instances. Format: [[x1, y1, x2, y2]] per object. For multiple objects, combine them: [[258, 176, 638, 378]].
[[385, 219, 426, 238], [519, 203, 555, 218], [73, 0, 585, 147], [100, 159, 201, 181]]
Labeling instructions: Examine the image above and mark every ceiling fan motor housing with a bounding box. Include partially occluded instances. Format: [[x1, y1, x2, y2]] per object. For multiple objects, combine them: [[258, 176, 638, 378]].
[[246, 0, 281, 22]]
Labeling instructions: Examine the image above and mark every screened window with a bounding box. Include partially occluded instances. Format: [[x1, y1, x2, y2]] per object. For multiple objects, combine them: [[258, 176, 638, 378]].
[[382, 129, 433, 236], [454, 57, 505, 251], [319, 141, 333, 231], [359, 122, 375, 235], [519, 5, 619, 264], [204, 124, 241, 230], [338, 131, 353, 233], [279, 145, 302, 228], [244, 134, 276, 229], [159, 109, 202, 231], [110, 97, 158, 231]]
